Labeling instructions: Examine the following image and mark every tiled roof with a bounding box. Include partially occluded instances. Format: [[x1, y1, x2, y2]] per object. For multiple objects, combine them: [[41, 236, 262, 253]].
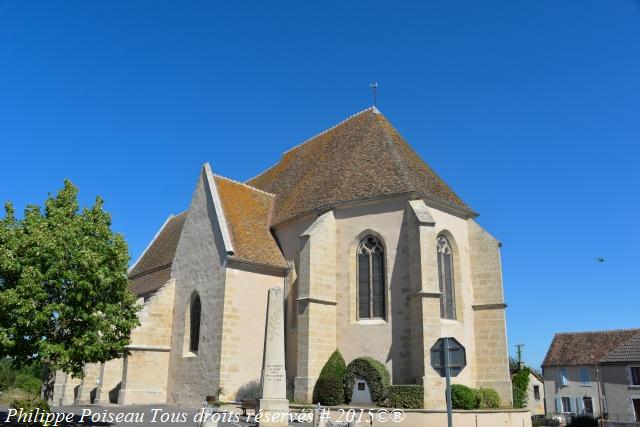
[[129, 212, 187, 296], [214, 175, 288, 269], [247, 107, 473, 226], [129, 266, 172, 297], [600, 333, 640, 363], [542, 329, 640, 366]]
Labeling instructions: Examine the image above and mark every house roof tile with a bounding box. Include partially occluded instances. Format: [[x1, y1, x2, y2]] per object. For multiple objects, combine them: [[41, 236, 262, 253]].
[[542, 329, 640, 366], [600, 333, 640, 363]]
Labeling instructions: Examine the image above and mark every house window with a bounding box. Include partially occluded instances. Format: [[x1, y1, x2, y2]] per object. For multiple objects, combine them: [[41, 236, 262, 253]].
[[631, 367, 640, 386], [583, 397, 593, 416], [561, 397, 572, 413], [579, 368, 590, 385], [357, 235, 385, 319], [533, 385, 540, 400], [437, 235, 456, 319], [189, 295, 201, 353], [560, 367, 569, 386], [633, 398, 640, 422]]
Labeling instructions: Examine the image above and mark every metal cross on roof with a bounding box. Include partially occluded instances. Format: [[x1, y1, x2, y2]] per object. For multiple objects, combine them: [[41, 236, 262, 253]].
[[369, 82, 379, 106]]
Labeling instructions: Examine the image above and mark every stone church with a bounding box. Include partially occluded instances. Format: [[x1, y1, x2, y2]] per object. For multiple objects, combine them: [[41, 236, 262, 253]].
[[53, 107, 512, 408]]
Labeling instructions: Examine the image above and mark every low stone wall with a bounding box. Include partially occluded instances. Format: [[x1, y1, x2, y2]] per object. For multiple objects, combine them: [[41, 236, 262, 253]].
[[604, 422, 640, 427], [315, 407, 532, 427]]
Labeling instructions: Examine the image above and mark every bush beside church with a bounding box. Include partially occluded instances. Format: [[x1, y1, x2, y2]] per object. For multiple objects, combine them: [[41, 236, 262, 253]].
[[312, 351, 501, 410]]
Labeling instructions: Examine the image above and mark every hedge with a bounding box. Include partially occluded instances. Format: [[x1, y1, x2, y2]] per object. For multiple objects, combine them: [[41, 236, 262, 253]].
[[313, 350, 347, 405], [451, 384, 478, 410], [385, 385, 424, 409], [344, 357, 390, 404], [476, 387, 501, 409]]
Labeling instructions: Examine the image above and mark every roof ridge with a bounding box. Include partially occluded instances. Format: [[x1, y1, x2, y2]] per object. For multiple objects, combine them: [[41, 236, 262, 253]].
[[377, 113, 413, 189], [245, 106, 377, 184], [214, 174, 276, 197], [554, 328, 640, 336], [282, 106, 376, 156]]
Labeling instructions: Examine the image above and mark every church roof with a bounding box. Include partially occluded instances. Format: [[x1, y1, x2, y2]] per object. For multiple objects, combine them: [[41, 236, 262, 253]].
[[129, 211, 187, 296], [542, 328, 640, 366], [213, 175, 288, 269], [129, 174, 288, 297], [248, 107, 474, 226]]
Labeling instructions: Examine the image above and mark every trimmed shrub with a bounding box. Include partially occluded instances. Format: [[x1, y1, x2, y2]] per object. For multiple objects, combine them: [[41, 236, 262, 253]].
[[236, 380, 261, 401], [313, 350, 347, 405], [10, 397, 50, 426], [344, 357, 391, 404], [451, 384, 478, 410], [476, 387, 500, 409], [568, 416, 598, 427], [385, 385, 423, 409]]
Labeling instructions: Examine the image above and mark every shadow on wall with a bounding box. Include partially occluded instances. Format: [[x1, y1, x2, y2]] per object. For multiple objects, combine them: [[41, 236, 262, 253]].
[[388, 210, 410, 383], [109, 382, 122, 404]]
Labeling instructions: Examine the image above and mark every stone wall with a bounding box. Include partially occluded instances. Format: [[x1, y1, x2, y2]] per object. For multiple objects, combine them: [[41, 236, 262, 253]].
[[468, 219, 513, 406], [219, 266, 284, 401], [52, 371, 81, 406], [75, 363, 100, 405], [167, 166, 229, 407], [118, 279, 175, 405], [273, 196, 511, 409], [95, 358, 123, 405], [319, 407, 532, 427], [294, 211, 337, 403]]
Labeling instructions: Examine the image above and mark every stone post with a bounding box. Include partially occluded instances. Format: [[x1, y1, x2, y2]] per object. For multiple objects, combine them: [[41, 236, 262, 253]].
[[75, 363, 100, 405], [294, 211, 337, 403], [258, 287, 289, 427], [406, 200, 446, 409]]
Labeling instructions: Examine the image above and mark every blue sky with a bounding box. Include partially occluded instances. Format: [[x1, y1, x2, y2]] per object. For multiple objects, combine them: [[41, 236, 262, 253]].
[[1, 1, 639, 369]]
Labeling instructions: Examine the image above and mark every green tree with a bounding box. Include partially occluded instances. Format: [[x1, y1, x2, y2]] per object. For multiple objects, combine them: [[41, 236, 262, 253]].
[[511, 367, 531, 408], [0, 180, 140, 398]]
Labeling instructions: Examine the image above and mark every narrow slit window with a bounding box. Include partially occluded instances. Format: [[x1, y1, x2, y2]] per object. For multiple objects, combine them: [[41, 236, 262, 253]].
[[437, 235, 456, 319], [190, 295, 201, 353]]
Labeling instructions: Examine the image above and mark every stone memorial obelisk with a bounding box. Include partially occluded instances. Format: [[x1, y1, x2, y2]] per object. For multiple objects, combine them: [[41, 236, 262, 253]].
[[258, 287, 289, 427]]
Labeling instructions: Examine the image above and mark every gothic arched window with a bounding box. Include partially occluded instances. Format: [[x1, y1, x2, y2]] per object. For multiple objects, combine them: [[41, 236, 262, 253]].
[[189, 295, 201, 353], [357, 235, 386, 319], [437, 235, 456, 319]]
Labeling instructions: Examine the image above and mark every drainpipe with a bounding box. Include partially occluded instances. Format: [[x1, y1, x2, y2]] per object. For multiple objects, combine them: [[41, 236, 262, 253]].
[[596, 364, 605, 427]]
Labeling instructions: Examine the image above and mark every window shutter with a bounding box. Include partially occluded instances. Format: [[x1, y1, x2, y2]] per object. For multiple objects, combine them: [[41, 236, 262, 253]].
[[555, 397, 562, 412], [560, 368, 568, 386], [576, 397, 584, 415], [626, 367, 632, 385]]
